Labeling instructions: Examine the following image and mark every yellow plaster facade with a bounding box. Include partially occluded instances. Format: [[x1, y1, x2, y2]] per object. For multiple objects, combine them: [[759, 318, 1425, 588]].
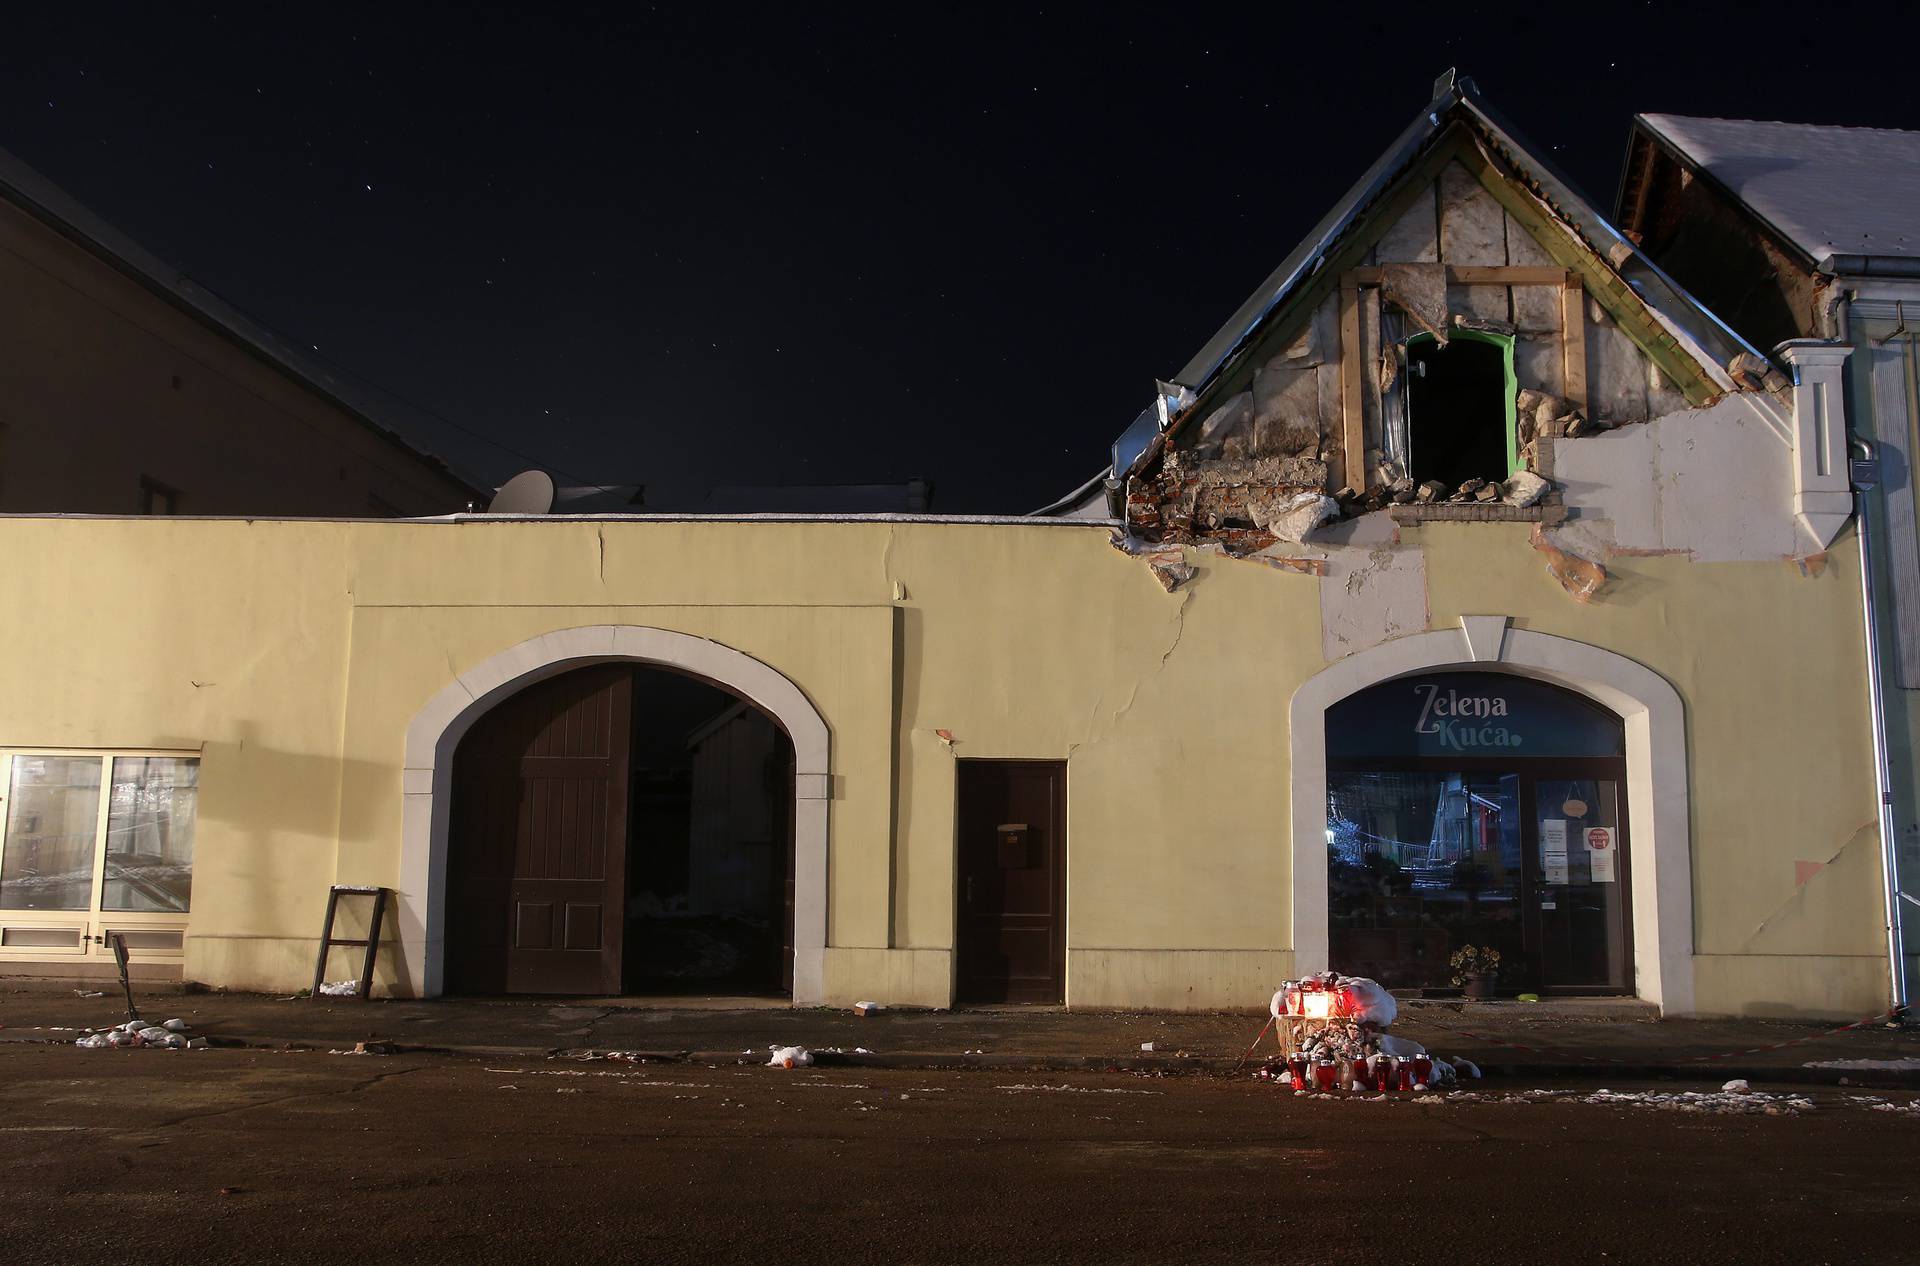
[[0, 513, 1890, 1018]]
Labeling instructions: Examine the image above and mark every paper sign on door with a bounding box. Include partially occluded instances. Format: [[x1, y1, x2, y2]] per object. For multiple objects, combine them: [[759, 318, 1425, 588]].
[[1541, 818, 1569, 885], [1585, 826, 1616, 883]]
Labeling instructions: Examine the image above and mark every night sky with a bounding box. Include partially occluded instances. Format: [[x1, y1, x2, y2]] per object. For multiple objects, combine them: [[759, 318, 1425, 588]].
[[5, 5, 1915, 513]]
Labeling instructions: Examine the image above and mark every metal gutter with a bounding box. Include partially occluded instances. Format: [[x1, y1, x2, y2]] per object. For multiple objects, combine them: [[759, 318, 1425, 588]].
[[1823, 255, 1920, 279], [1849, 433, 1913, 1016], [1027, 468, 1114, 518]]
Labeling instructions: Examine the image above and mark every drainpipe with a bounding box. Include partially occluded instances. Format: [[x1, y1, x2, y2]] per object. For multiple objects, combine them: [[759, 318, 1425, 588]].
[[1848, 434, 1912, 1016]]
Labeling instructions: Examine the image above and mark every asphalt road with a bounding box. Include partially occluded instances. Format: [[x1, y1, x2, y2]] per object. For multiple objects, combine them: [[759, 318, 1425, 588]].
[[0, 1045, 1914, 1265]]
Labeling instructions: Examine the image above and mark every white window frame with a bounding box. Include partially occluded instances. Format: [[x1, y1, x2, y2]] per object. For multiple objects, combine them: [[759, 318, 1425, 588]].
[[0, 748, 198, 965]]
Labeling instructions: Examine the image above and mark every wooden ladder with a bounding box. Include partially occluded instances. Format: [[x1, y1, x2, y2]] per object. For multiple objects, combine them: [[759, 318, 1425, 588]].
[[310, 884, 389, 1002]]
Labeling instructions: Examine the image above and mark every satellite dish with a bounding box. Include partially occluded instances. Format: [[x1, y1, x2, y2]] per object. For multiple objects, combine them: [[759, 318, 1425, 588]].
[[487, 469, 555, 515]]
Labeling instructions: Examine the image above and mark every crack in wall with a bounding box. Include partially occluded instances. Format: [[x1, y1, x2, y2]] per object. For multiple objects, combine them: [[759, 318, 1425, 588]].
[[1738, 817, 1876, 951], [1072, 585, 1193, 755]]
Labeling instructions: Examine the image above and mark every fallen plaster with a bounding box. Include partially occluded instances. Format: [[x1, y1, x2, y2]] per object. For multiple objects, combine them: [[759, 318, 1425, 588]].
[[1531, 527, 1608, 604]]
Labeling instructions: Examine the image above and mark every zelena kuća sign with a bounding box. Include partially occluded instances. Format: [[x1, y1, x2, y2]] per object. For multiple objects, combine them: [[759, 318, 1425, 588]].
[[1413, 681, 1521, 749], [1326, 672, 1625, 761]]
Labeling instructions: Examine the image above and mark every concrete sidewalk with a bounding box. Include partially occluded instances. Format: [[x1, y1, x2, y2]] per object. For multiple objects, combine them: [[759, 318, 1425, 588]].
[[3, 980, 1916, 1086]]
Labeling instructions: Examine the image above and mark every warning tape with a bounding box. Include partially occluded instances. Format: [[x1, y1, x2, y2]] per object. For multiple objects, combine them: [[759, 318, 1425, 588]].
[[1397, 1006, 1909, 1066]]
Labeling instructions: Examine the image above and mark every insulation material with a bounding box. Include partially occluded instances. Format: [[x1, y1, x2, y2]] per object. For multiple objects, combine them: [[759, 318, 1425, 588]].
[[1373, 178, 1439, 262], [1379, 263, 1447, 343], [1378, 309, 1410, 481], [1511, 285, 1562, 335], [1251, 365, 1322, 458], [1513, 332, 1565, 398], [1586, 302, 1651, 423], [1504, 215, 1558, 267], [1446, 281, 1511, 325], [1503, 470, 1550, 507], [1266, 492, 1340, 543], [1190, 392, 1253, 461], [1647, 362, 1689, 417], [1437, 161, 1507, 265]]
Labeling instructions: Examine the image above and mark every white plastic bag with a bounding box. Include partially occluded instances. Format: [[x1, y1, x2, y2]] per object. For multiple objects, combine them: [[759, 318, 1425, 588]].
[[767, 1045, 813, 1069]]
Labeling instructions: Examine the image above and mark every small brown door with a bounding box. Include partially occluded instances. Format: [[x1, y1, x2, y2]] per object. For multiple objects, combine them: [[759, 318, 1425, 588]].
[[956, 760, 1065, 1004], [449, 665, 632, 995]]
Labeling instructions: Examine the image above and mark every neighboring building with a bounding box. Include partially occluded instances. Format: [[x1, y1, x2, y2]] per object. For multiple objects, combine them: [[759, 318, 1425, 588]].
[[0, 146, 481, 517], [1620, 113, 1920, 990], [0, 75, 1903, 1020]]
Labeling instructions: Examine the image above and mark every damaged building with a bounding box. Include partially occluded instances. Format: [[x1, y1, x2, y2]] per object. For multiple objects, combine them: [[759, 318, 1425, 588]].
[[0, 73, 1908, 1021]]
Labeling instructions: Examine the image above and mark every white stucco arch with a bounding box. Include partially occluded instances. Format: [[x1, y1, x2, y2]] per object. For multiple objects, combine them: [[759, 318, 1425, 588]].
[[396, 625, 831, 1002], [1290, 616, 1695, 1014]]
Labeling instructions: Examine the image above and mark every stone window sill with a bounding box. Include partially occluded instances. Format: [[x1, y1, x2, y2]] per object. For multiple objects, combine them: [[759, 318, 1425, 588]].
[[1388, 503, 1567, 525]]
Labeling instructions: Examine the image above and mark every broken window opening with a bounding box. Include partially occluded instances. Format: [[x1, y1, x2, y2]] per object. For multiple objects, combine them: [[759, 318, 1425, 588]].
[[1404, 331, 1517, 492]]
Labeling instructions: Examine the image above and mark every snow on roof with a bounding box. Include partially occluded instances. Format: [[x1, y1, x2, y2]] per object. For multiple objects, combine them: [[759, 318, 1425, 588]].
[[1639, 114, 1920, 268]]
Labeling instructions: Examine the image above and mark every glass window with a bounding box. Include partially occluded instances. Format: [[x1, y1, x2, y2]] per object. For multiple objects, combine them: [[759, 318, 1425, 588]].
[[1328, 769, 1524, 989], [1, 756, 104, 910], [103, 757, 197, 913]]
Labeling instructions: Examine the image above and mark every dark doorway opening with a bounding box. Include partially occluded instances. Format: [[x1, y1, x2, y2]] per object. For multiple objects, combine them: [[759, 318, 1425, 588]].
[[1406, 332, 1515, 490], [446, 663, 795, 997], [1324, 672, 1632, 996], [955, 760, 1066, 1005]]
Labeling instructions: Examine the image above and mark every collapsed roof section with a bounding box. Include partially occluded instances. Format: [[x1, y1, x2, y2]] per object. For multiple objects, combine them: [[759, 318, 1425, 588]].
[[1131, 71, 1763, 483], [1032, 71, 1783, 532]]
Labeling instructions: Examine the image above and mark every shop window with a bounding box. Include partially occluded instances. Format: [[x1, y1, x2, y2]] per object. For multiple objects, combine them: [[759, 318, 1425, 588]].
[[0, 751, 197, 960], [1405, 331, 1517, 491]]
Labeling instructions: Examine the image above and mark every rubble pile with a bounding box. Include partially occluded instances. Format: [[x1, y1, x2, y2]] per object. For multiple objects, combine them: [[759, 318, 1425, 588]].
[[73, 1017, 206, 1051], [1259, 972, 1479, 1095]]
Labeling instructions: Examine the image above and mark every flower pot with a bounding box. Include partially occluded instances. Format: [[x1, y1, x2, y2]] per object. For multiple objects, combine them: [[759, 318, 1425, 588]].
[[1461, 972, 1494, 1000]]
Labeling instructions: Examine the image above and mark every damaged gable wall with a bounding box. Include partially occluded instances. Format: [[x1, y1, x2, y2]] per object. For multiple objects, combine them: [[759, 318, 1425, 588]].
[[1125, 136, 1718, 560]]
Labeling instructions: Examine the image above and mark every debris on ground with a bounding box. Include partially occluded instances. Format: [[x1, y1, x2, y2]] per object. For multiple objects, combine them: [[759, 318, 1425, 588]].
[[74, 1018, 206, 1051], [768, 1045, 813, 1069], [1805, 1057, 1920, 1071], [853, 1001, 884, 1017], [72, 989, 105, 999], [1722, 1079, 1751, 1094], [328, 1040, 396, 1056], [317, 980, 360, 998]]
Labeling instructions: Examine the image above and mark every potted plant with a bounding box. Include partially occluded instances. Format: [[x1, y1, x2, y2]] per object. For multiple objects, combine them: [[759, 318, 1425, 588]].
[[1450, 945, 1501, 1000]]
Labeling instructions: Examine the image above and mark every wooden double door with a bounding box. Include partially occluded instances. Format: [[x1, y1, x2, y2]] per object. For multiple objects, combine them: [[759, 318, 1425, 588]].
[[446, 665, 794, 996]]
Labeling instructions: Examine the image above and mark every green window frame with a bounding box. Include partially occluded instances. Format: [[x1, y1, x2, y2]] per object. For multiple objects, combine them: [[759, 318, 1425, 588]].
[[1405, 330, 1521, 478]]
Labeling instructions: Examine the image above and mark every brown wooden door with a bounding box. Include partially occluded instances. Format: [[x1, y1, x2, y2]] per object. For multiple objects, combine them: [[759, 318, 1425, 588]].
[[448, 665, 632, 995], [956, 760, 1065, 1004]]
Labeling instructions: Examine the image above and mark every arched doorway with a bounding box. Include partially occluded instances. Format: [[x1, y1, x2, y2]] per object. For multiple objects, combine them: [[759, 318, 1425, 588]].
[[444, 662, 795, 997], [1325, 671, 1630, 994], [397, 625, 832, 1003], [1287, 618, 1696, 1014]]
